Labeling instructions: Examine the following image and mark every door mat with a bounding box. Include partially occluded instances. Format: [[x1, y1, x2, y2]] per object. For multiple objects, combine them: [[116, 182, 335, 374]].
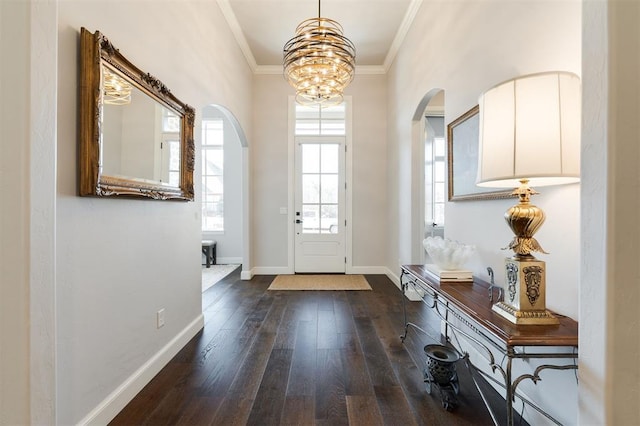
[[267, 274, 371, 291]]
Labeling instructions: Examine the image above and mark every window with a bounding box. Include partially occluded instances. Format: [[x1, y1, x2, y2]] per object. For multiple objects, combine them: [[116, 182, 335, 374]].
[[425, 116, 446, 229], [295, 103, 346, 136], [202, 119, 224, 232]]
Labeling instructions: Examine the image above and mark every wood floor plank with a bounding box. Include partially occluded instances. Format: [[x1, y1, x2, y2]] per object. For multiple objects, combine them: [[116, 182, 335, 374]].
[[280, 395, 316, 426], [209, 332, 278, 425], [259, 293, 287, 334], [315, 349, 348, 425], [224, 331, 276, 399], [245, 348, 294, 425], [317, 307, 339, 349], [197, 324, 261, 396], [174, 396, 223, 425], [345, 395, 384, 426], [373, 385, 419, 426], [339, 333, 374, 397], [353, 316, 399, 388], [207, 397, 254, 426], [287, 320, 317, 396], [333, 291, 357, 334]]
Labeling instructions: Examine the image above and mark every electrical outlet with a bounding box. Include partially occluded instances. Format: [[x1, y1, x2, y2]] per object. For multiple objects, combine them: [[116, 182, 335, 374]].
[[157, 308, 165, 328]]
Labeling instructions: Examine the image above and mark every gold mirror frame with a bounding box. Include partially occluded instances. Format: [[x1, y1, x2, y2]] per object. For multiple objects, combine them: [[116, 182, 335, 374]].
[[79, 27, 195, 201]]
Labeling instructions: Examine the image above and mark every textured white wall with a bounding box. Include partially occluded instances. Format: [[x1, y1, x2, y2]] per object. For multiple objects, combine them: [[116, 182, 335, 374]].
[[581, 1, 640, 425], [388, 1, 581, 424], [1, 2, 31, 423], [580, 2, 608, 423], [607, 3, 640, 422], [56, 2, 252, 424], [1, 1, 58, 424]]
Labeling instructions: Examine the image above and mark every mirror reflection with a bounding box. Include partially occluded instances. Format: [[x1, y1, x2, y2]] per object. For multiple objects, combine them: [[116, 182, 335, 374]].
[[101, 65, 182, 187]]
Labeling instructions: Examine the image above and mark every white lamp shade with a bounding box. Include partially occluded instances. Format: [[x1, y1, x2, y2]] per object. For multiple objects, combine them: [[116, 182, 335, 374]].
[[476, 71, 581, 188]]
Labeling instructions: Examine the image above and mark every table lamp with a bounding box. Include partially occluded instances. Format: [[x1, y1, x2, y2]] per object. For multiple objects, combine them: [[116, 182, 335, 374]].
[[476, 71, 581, 325]]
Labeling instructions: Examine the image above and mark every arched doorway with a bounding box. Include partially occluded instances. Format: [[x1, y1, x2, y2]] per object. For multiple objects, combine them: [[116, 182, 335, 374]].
[[200, 104, 251, 278]]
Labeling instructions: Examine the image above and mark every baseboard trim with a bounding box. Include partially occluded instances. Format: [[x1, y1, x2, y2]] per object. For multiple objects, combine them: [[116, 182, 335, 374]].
[[348, 266, 389, 275], [77, 314, 205, 425], [251, 266, 292, 275], [240, 269, 253, 280], [216, 256, 243, 265]]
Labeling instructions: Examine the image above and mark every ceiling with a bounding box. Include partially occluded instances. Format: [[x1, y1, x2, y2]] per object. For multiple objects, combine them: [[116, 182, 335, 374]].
[[219, 0, 423, 74]]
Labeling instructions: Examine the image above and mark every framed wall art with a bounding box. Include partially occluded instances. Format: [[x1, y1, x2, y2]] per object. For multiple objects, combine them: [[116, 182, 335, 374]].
[[447, 105, 512, 201]]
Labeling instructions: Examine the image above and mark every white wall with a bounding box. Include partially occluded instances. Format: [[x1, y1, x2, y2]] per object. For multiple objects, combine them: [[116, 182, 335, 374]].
[[251, 74, 388, 273], [56, 1, 252, 424], [388, 1, 581, 424], [251, 75, 291, 270], [346, 75, 388, 270]]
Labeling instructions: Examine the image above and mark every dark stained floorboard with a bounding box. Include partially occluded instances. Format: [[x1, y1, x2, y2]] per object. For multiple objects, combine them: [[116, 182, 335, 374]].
[[110, 270, 522, 426]]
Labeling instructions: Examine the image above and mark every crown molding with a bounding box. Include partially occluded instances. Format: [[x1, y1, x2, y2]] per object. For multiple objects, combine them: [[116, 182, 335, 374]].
[[383, 0, 423, 72], [217, 0, 258, 72], [255, 65, 283, 75]]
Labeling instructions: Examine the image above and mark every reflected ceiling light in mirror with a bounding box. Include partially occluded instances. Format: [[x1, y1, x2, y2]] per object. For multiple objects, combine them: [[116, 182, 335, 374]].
[[102, 67, 132, 105], [283, 0, 356, 107]]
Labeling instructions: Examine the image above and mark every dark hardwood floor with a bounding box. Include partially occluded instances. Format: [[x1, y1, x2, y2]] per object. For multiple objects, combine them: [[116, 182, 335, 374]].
[[110, 270, 513, 425]]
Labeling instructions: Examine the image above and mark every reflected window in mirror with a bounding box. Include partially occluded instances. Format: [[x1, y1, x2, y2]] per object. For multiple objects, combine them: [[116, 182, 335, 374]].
[[162, 108, 181, 187], [202, 119, 224, 232]]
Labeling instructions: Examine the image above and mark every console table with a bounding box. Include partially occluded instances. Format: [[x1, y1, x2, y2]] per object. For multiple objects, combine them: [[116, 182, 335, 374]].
[[400, 264, 578, 426]]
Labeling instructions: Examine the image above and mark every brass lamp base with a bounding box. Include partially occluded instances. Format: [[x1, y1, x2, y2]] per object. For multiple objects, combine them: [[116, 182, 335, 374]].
[[492, 302, 559, 325], [492, 256, 559, 325]]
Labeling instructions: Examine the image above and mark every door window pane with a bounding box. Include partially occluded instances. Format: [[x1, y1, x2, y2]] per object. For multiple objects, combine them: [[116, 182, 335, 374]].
[[302, 174, 320, 203], [321, 144, 339, 173], [302, 204, 319, 233], [302, 144, 320, 173], [321, 174, 338, 203], [320, 204, 338, 234]]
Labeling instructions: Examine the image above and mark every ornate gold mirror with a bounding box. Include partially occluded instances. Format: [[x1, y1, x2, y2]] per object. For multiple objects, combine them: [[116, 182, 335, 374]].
[[79, 27, 195, 200]]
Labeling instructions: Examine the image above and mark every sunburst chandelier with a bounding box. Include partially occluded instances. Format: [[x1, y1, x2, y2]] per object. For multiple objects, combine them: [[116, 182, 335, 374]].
[[283, 0, 356, 107]]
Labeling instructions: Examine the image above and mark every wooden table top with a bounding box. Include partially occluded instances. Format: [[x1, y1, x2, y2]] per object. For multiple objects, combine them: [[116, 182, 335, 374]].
[[402, 264, 579, 348]]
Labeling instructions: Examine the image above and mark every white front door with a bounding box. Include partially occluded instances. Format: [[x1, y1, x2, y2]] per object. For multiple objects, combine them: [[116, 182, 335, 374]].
[[294, 137, 346, 273]]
